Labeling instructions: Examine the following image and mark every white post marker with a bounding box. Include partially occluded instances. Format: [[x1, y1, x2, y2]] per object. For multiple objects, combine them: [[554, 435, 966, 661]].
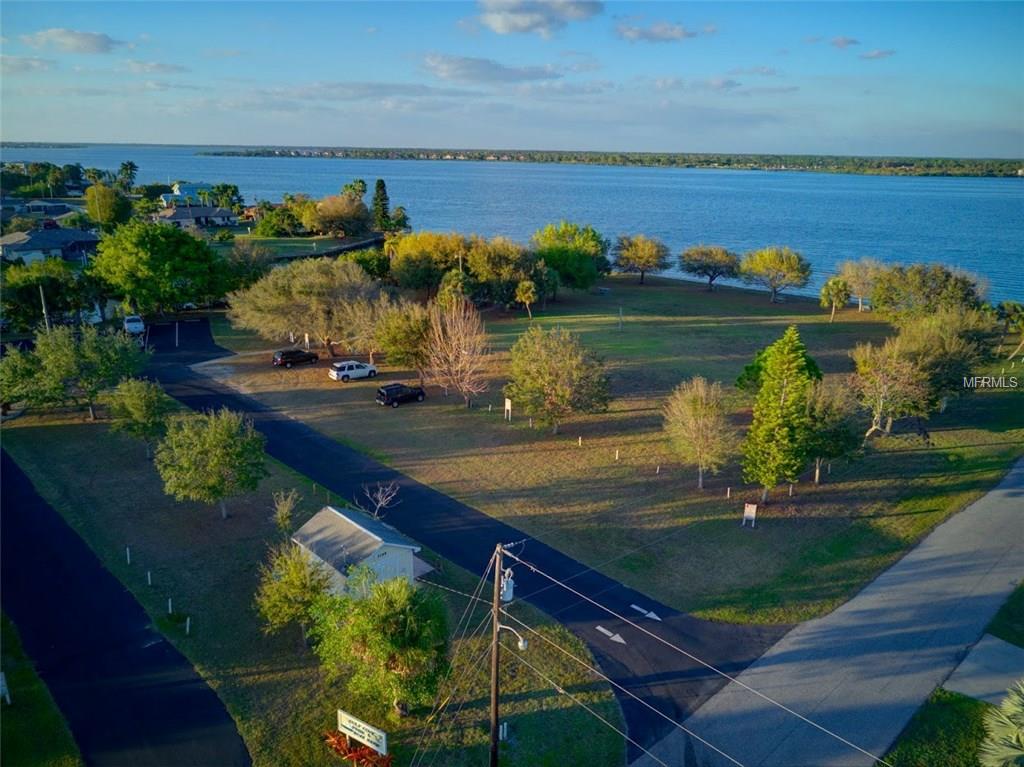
[[726, 487, 732, 499], [147, 570, 152, 586], [615, 449, 620, 461], [167, 597, 173, 615], [125, 545, 131, 565], [337, 709, 388, 755], [742, 503, 757, 528], [578, 436, 582, 446], [186, 616, 191, 636]]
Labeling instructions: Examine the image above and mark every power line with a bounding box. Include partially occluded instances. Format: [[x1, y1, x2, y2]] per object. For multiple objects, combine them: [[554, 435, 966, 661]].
[[502, 645, 674, 767], [497, 608, 744, 767], [502, 548, 894, 767]]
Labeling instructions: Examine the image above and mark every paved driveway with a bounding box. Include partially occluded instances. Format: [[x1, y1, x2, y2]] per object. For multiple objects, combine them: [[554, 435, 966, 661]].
[[634, 457, 1024, 767], [1, 451, 251, 767], [148, 318, 785, 761]]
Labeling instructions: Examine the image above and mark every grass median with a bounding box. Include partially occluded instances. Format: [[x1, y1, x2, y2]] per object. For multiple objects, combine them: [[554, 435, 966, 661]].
[[208, 274, 1024, 625], [2, 415, 623, 767]]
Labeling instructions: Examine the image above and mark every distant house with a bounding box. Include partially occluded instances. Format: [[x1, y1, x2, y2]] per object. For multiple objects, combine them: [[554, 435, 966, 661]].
[[159, 182, 215, 208], [292, 505, 431, 594], [24, 200, 79, 216], [0, 228, 100, 265], [154, 205, 237, 230]]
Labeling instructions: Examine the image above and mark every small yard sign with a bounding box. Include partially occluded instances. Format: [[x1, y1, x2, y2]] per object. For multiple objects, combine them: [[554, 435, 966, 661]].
[[742, 503, 757, 528], [504, 397, 512, 421], [338, 709, 387, 755]]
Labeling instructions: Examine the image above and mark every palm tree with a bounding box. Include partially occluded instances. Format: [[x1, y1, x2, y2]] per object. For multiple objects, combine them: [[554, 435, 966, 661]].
[[979, 681, 1024, 767], [820, 277, 852, 323], [118, 161, 138, 192]]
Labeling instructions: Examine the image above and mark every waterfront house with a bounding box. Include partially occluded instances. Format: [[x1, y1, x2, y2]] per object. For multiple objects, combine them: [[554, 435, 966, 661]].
[[154, 205, 237, 229], [159, 182, 216, 208], [0, 228, 100, 265]]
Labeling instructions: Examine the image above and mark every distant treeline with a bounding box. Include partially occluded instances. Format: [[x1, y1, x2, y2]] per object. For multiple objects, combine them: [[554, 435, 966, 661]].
[[199, 146, 1024, 177]]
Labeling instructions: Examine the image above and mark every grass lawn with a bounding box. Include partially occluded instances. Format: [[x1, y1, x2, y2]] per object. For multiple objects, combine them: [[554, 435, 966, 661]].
[[1, 414, 623, 767], [1, 614, 83, 767], [884, 688, 989, 767], [207, 274, 1024, 624]]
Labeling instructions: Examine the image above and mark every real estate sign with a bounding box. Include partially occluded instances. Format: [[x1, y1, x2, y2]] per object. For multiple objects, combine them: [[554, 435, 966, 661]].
[[337, 709, 388, 755]]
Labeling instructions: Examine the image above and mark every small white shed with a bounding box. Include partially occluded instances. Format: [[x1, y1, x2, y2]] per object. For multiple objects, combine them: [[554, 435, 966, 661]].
[[292, 506, 428, 594]]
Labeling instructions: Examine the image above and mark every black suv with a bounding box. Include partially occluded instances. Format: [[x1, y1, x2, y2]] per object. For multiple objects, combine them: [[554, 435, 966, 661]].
[[375, 383, 426, 408], [272, 349, 318, 368]]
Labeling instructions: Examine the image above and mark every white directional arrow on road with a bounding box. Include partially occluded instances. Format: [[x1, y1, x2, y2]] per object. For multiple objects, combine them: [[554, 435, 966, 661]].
[[596, 625, 627, 644], [630, 604, 663, 621]]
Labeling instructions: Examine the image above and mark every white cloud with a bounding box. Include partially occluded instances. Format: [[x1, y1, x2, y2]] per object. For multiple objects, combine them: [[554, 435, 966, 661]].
[[727, 66, 778, 77], [1, 55, 56, 74], [654, 76, 742, 93], [615, 20, 696, 43], [423, 53, 560, 83], [202, 49, 242, 59], [21, 27, 126, 54], [476, 0, 603, 37], [140, 80, 205, 92], [123, 59, 189, 74], [860, 49, 896, 60], [831, 36, 860, 49], [804, 35, 822, 44], [703, 24, 718, 35]]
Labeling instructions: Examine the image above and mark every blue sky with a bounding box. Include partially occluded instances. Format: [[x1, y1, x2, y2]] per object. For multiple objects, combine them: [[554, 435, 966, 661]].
[[1, 1, 1021, 156]]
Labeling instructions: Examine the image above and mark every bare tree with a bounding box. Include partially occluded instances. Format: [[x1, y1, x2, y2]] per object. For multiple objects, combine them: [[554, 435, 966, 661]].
[[427, 298, 489, 407], [839, 258, 882, 312], [663, 376, 736, 489], [852, 338, 930, 439], [354, 481, 401, 520]]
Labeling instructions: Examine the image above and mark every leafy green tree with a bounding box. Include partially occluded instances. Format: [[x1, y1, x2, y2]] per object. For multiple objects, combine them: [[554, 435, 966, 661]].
[[870, 264, 983, 320], [979, 681, 1024, 767], [155, 408, 268, 519], [2, 216, 36, 235], [852, 337, 931, 438], [805, 380, 859, 483], [736, 342, 822, 394], [613, 234, 670, 284], [33, 325, 148, 420], [105, 378, 174, 457], [740, 246, 812, 302], [229, 257, 376, 355], [210, 183, 244, 212], [389, 206, 410, 232], [838, 258, 882, 312], [516, 279, 537, 319], [532, 221, 610, 286], [467, 236, 534, 306], [436, 269, 472, 310], [376, 300, 432, 384], [1, 258, 86, 330], [371, 178, 390, 231], [0, 344, 48, 412], [255, 541, 331, 635], [91, 221, 229, 313], [663, 376, 736, 489], [84, 183, 132, 232], [308, 572, 448, 719], [391, 232, 469, 294], [997, 301, 1024, 361], [742, 326, 816, 501], [504, 325, 610, 434], [339, 247, 390, 280], [820, 277, 852, 323], [679, 245, 740, 290], [272, 488, 300, 538], [225, 239, 275, 290], [253, 206, 300, 237], [317, 193, 372, 238]]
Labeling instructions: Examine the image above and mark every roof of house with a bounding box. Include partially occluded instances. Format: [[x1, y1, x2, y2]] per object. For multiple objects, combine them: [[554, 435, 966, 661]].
[[292, 506, 420, 573], [156, 206, 236, 221], [0, 228, 100, 252]]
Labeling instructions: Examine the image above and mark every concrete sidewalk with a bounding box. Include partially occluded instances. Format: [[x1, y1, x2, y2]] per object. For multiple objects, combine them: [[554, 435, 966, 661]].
[[633, 457, 1024, 767], [945, 634, 1024, 706]]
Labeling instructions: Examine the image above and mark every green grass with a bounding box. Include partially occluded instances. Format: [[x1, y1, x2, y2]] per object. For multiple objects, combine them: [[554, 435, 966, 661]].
[[1, 614, 83, 767], [884, 688, 989, 767], [987, 584, 1024, 648], [1, 415, 623, 767], [207, 274, 1024, 625]]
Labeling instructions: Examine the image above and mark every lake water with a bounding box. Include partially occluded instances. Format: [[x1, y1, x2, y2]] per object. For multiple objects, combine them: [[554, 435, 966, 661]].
[[4, 143, 1022, 302]]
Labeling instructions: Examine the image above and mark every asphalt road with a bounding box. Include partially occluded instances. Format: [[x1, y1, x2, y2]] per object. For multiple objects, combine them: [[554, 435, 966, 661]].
[[1, 451, 251, 767], [148, 318, 786, 762]]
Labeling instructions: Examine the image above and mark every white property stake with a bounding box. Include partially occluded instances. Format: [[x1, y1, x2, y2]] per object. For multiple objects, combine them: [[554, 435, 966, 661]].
[[578, 436, 582, 446], [656, 465, 660, 475], [125, 545, 131, 565], [789, 483, 794, 497], [147, 570, 152, 586], [727, 487, 731, 499], [167, 598, 173, 615], [186, 617, 191, 636], [615, 449, 620, 461]]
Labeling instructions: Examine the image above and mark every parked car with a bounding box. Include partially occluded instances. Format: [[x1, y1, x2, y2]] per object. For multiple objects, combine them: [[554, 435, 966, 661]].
[[272, 349, 318, 368], [329, 360, 378, 382], [123, 315, 145, 335], [375, 383, 426, 408]]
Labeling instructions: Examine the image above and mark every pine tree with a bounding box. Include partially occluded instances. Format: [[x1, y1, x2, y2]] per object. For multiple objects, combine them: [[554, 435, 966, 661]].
[[372, 178, 391, 231], [742, 326, 816, 501]]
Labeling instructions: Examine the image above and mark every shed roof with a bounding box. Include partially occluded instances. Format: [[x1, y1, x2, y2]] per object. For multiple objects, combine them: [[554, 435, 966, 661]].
[[292, 506, 420, 573]]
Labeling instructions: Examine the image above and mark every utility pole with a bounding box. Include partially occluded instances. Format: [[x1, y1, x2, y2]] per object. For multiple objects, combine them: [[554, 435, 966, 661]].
[[489, 543, 503, 767], [39, 284, 52, 331]]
